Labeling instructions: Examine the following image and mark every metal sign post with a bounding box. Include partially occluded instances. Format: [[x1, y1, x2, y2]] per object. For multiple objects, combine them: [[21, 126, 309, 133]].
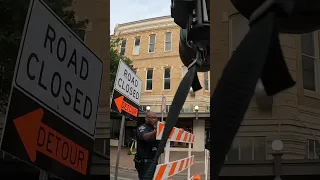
[[159, 95, 166, 164], [114, 115, 126, 180], [111, 60, 142, 180]]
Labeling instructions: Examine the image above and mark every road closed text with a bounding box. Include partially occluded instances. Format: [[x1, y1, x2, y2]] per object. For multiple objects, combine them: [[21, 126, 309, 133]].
[[25, 24, 93, 120], [117, 69, 140, 101]]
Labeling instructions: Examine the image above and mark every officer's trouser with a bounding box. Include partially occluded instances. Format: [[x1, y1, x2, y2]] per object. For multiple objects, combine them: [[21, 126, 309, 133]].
[[134, 156, 157, 180]]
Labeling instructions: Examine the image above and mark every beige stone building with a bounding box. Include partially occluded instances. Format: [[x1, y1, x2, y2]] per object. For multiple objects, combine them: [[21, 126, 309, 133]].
[[111, 16, 210, 152], [211, 0, 320, 178]]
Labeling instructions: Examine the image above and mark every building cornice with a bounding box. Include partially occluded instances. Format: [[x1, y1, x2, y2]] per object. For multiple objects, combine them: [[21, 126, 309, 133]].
[[114, 16, 178, 35]]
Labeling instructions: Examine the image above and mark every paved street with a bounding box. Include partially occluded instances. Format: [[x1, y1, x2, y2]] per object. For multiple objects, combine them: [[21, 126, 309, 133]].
[[110, 147, 210, 175], [110, 167, 207, 180]]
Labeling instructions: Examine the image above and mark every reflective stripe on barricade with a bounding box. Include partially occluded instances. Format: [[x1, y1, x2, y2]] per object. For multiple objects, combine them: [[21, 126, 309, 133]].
[[153, 121, 197, 180], [156, 122, 195, 143], [153, 155, 195, 180]]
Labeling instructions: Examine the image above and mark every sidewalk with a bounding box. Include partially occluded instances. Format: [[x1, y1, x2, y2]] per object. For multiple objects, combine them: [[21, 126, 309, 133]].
[[110, 146, 210, 176]]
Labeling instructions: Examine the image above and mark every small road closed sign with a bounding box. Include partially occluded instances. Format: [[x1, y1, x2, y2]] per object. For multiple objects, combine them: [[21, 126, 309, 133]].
[[0, 0, 103, 179], [111, 60, 142, 120]]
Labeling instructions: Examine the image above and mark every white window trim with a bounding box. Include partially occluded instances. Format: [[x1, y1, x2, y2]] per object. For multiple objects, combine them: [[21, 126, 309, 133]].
[[145, 68, 154, 91], [119, 38, 127, 56], [164, 32, 172, 52], [302, 31, 320, 93], [204, 71, 210, 91], [163, 67, 171, 91], [148, 34, 156, 53], [133, 36, 141, 55]]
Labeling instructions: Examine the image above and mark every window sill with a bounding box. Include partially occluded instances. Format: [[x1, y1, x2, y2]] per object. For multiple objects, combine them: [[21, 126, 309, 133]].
[[163, 89, 171, 91], [145, 90, 153, 93], [304, 89, 320, 100], [164, 50, 172, 52]]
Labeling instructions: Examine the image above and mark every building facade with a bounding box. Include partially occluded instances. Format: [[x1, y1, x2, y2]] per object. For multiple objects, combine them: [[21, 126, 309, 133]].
[[111, 16, 210, 152], [211, 0, 320, 179]]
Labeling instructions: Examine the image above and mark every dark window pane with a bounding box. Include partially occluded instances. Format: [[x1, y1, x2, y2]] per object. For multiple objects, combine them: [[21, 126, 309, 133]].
[[105, 139, 110, 156], [240, 138, 252, 161], [164, 79, 170, 90], [301, 33, 315, 56], [146, 79, 152, 90], [309, 140, 315, 159], [165, 32, 171, 42], [164, 68, 170, 78], [165, 42, 171, 51], [94, 138, 105, 154], [147, 69, 153, 79], [110, 119, 121, 139], [204, 80, 209, 90], [121, 39, 127, 48], [227, 138, 239, 161], [149, 44, 155, 52], [135, 37, 140, 46], [150, 35, 155, 44], [316, 140, 320, 159], [254, 137, 266, 160], [302, 55, 316, 91], [204, 72, 208, 79], [166, 105, 171, 112], [120, 47, 125, 56]]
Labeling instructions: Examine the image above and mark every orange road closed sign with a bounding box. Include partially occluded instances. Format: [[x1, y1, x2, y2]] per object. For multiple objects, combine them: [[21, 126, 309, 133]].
[[0, 0, 101, 179], [14, 108, 89, 175], [111, 60, 141, 120], [114, 96, 138, 117], [111, 87, 140, 120]]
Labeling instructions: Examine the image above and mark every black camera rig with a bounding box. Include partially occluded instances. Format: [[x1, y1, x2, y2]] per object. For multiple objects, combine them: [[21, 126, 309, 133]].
[[171, 0, 210, 44]]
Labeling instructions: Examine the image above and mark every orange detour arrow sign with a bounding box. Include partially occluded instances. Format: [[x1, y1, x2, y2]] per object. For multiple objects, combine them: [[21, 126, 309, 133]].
[[114, 96, 138, 117], [13, 108, 89, 175]]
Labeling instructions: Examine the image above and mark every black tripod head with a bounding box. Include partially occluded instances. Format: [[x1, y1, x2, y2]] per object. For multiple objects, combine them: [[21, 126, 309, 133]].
[[171, 0, 210, 72]]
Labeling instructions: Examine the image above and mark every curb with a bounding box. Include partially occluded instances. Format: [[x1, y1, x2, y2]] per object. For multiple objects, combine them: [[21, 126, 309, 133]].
[[111, 165, 137, 172]]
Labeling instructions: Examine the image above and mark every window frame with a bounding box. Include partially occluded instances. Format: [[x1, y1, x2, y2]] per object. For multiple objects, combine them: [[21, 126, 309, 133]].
[[228, 13, 249, 57], [133, 36, 141, 55], [307, 139, 320, 159], [145, 68, 154, 91], [301, 31, 320, 92], [164, 32, 172, 52], [225, 136, 267, 161], [148, 34, 156, 53], [163, 67, 171, 90], [120, 38, 127, 56], [204, 71, 210, 91]]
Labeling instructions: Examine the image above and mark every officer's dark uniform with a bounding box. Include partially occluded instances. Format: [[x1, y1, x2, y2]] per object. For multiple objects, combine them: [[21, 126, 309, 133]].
[[134, 123, 159, 180]]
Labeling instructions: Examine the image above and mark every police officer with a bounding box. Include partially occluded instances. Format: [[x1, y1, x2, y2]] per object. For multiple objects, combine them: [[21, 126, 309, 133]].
[[134, 111, 159, 180]]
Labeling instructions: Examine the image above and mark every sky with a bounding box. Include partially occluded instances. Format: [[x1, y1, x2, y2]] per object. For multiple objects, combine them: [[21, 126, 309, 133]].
[[110, 0, 171, 34]]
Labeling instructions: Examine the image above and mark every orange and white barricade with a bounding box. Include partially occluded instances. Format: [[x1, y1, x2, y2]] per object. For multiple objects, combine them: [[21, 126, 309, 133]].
[[153, 122, 196, 180]]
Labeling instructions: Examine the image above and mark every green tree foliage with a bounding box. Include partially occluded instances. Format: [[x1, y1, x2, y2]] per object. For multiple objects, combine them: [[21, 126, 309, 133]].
[[0, 0, 87, 113], [110, 37, 132, 94]]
